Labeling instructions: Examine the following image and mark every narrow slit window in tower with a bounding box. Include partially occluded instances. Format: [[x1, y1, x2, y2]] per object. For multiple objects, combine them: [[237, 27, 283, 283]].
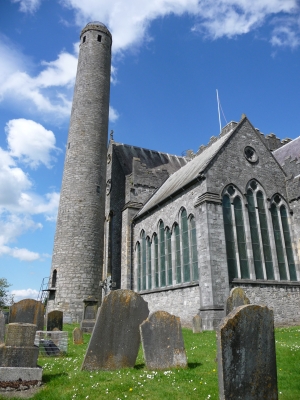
[[83, 36, 86, 43], [97, 35, 102, 42]]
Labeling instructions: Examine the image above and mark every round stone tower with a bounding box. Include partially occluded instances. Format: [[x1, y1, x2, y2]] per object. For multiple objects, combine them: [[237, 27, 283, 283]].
[[47, 22, 112, 321]]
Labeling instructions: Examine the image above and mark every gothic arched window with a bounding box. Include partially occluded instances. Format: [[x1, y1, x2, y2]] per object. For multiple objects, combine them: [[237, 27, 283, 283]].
[[280, 205, 297, 281], [233, 196, 249, 279], [181, 209, 190, 282], [222, 192, 238, 280], [153, 233, 159, 288], [136, 242, 141, 291], [141, 231, 146, 290], [174, 224, 181, 284], [189, 216, 199, 281], [146, 237, 152, 289], [246, 188, 264, 279], [166, 227, 172, 286], [159, 221, 166, 287]]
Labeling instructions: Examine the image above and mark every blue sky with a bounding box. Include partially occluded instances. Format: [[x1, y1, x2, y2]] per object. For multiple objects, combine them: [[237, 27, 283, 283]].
[[1, 0, 300, 302]]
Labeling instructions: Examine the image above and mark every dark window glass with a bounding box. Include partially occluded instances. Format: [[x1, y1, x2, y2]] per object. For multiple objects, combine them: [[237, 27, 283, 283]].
[[147, 238, 152, 289], [233, 197, 249, 279], [154, 234, 159, 288], [141, 232, 146, 290], [271, 204, 287, 280], [181, 209, 190, 282], [257, 191, 274, 280], [175, 224, 181, 283], [137, 242, 141, 291], [280, 206, 297, 281], [223, 195, 238, 280], [159, 221, 166, 287], [166, 228, 172, 285], [52, 269, 57, 288], [190, 217, 199, 280], [246, 189, 264, 279]]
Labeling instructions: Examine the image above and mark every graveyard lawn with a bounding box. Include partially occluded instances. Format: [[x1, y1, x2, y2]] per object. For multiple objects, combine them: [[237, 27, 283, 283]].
[[1, 325, 299, 400]]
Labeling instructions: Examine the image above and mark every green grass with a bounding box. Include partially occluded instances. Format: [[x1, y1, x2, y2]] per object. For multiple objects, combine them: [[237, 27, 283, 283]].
[[1, 325, 300, 399]]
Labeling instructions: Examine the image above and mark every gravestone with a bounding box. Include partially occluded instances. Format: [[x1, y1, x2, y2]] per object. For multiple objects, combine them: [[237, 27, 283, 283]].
[[192, 314, 202, 333], [0, 323, 39, 368], [73, 327, 83, 344], [82, 289, 149, 371], [0, 322, 42, 385], [226, 287, 250, 315], [140, 311, 187, 369], [63, 313, 72, 324], [9, 299, 44, 331], [0, 311, 5, 344], [47, 310, 63, 331], [217, 304, 278, 399], [80, 297, 98, 333]]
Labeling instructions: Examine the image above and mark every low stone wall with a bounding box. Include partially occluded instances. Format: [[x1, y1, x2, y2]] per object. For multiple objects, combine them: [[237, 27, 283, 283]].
[[232, 281, 300, 327], [140, 284, 200, 328]]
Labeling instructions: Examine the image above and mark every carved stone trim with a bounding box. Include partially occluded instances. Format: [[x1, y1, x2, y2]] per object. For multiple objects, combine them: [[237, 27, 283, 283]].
[[194, 192, 221, 207]]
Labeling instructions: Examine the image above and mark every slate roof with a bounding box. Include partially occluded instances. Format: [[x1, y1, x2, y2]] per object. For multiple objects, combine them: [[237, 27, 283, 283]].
[[273, 136, 300, 166], [135, 125, 237, 217], [112, 142, 187, 176]]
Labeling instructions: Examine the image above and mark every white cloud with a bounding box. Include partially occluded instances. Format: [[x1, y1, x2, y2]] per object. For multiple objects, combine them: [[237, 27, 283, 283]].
[[61, 0, 300, 51], [11, 288, 39, 302], [109, 106, 119, 123], [270, 16, 300, 48], [0, 42, 78, 118], [6, 119, 60, 169], [11, 0, 41, 14], [0, 38, 119, 121], [0, 119, 60, 262]]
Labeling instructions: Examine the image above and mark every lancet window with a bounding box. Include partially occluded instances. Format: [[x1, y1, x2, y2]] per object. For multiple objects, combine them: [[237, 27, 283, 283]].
[[135, 208, 199, 291]]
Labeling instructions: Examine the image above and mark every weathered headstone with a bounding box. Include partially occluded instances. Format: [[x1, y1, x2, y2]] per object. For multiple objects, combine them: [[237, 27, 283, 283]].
[[0, 311, 5, 344], [9, 299, 44, 331], [73, 327, 83, 344], [82, 289, 149, 371], [192, 314, 202, 333], [0, 322, 42, 385], [63, 313, 72, 324], [34, 330, 68, 356], [226, 287, 250, 315], [80, 297, 98, 333], [217, 304, 278, 399], [0, 323, 39, 368], [140, 311, 187, 369], [47, 310, 63, 331]]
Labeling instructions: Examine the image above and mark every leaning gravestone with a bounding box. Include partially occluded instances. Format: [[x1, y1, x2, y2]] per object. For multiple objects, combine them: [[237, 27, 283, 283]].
[[217, 304, 278, 399], [0, 311, 5, 344], [47, 310, 63, 331], [192, 314, 202, 333], [73, 327, 83, 345], [9, 299, 44, 331], [140, 311, 187, 369], [82, 289, 149, 371], [225, 287, 250, 315]]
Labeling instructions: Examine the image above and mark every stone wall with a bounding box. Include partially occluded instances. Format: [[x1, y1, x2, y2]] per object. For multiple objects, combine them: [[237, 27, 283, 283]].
[[232, 281, 300, 326], [140, 284, 200, 327]]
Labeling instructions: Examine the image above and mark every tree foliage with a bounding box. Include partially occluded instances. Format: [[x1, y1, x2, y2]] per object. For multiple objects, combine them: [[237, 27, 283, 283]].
[[0, 278, 12, 308]]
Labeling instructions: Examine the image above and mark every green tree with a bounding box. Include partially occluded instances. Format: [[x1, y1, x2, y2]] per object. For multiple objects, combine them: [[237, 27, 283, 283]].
[[0, 278, 12, 309]]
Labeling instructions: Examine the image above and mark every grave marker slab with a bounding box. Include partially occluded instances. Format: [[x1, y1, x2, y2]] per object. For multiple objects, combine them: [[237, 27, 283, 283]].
[[192, 315, 202, 333], [47, 310, 63, 331], [82, 289, 149, 371], [9, 299, 44, 331], [0, 312, 5, 344], [80, 297, 98, 333], [226, 287, 250, 315], [73, 327, 83, 344], [140, 311, 187, 369], [217, 304, 278, 400]]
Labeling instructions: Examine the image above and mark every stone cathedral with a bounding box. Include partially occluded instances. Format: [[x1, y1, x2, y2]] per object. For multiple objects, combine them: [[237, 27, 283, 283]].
[[47, 22, 300, 329]]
